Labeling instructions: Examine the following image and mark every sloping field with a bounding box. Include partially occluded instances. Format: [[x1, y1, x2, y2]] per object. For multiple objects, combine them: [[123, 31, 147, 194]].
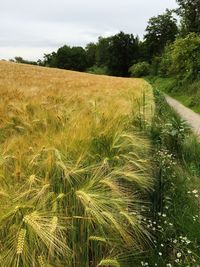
[[0, 61, 154, 266]]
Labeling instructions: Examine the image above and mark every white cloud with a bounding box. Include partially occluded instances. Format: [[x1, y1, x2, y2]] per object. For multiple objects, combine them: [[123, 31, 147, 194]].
[[0, 47, 54, 61], [0, 0, 178, 60]]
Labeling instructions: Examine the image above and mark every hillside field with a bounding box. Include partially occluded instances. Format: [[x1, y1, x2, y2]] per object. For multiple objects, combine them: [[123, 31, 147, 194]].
[[0, 61, 154, 267]]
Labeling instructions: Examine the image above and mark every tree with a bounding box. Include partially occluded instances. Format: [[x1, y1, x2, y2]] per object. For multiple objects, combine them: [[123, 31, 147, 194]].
[[144, 10, 178, 59], [107, 32, 140, 77], [85, 42, 97, 67], [14, 56, 38, 65], [70, 46, 87, 71], [54, 45, 72, 69], [43, 52, 57, 67], [95, 37, 111, 67], [160, 33, 200, 80], [176, 0, 200, 35], [14, 56, 24, 63], [129, 61, 150, 77], [50, 45, 87, 72]]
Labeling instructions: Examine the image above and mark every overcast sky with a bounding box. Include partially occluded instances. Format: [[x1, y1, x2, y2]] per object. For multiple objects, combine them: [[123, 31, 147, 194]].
[[0, 0, 177, 60]]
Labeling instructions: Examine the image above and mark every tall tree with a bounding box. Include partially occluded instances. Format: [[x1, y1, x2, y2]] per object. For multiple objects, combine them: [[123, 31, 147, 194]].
[[43, 52, 57, 67], [176, 0, 200, 35], [54, 45, 72, 69], [85, 42, 97, 67], [70, 46, 87, 71], [95, 37, 111, 67], [107, 32, 139, 77], [144, 10, 178, 59], [50, 45, 87, 71]]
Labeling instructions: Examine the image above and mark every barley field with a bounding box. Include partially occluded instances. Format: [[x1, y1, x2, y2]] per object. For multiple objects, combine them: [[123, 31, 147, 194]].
[[0, 61, 154, 267]]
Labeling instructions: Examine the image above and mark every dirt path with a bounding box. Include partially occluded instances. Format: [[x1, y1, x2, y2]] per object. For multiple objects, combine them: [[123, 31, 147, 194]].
[[165, 95, 200, 136]]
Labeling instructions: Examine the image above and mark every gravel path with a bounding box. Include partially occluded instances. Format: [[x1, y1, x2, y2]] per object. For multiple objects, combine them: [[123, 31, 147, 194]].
[[165, 95, 200, 136]]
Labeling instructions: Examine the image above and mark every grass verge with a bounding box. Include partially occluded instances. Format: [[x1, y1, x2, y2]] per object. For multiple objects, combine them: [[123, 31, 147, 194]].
[[146, 76, 200, 114], [145, 88, 200, 267]]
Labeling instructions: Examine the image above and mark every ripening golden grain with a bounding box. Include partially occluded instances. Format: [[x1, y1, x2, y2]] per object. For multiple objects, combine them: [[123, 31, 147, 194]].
[[0, 61, 154, 267]]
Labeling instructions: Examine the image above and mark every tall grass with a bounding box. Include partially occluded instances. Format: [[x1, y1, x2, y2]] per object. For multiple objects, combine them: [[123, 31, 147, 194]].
[[0, 62, 154, 266], [147, 89, 200, 266]]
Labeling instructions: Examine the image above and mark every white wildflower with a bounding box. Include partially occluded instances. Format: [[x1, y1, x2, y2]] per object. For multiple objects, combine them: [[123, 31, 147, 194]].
[[192, 190, 198, 194], [177, 252, 182, 258]]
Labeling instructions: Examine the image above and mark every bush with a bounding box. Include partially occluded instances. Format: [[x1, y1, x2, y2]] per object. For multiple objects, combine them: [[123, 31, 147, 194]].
[[159, 45, 174, 77], [150, 56, 162, 76], [86, 65, 109, 75], [129, 61, 150, 77], [160, 33, 200, 80]]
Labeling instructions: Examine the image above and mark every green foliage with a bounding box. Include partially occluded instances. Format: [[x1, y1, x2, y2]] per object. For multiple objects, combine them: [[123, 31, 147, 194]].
[[86, 65, 108, 75], [148, 76, 177, 93], [106, 32, 140, 77], [54, 45, 71, 69], [150, 56, 162, 76], [176, 0, 200, 35], [161, 117, 190, 155], [85, 42, 97, 67], [43, 52, 57, 67], [147, 76, 200, 115], [42, 46, 88, 71], [159, 45, 174, 77], [55, 45, 88, 71], [95, 37, 111, 68], [40, 31, 140, 77], [148, 89, 200, 266], [161, 33, 200, 80], [11, 1, 200, 81], [87, 32, 140, 77], [144, 10, 178, 59], [13, 57, 38, 66], [129, 62, 150, 77]]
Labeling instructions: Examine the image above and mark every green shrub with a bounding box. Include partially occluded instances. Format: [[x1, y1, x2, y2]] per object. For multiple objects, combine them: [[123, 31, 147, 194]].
[[86, 65, 108, 75], [160, 33, 200, 80], [187, 79, 200, 94], [189, 93, 200, 108], [129, 61, 150, 77], [159, 45, 174, 77], [151, 56, 162, 76]]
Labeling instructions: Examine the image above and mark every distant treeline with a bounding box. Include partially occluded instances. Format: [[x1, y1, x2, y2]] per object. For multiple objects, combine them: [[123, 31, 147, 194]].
[[12, 0, 200, 80]]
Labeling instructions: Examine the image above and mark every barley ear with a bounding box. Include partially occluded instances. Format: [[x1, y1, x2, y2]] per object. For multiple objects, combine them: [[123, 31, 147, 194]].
[[17, 228, 26, 255], [98, 259, 120, 267]]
